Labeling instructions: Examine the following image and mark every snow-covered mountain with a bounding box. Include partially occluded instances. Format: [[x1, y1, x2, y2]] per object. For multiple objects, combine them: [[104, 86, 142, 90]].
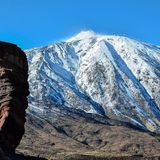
[[26, 31, 160, 132]]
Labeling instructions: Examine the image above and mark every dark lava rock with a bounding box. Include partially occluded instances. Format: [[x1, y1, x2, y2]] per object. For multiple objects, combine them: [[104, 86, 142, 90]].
[[0, 41, 29, 153]]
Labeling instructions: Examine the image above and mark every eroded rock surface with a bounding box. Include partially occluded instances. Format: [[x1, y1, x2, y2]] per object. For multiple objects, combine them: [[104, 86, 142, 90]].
[[0, 41, 29, 153]]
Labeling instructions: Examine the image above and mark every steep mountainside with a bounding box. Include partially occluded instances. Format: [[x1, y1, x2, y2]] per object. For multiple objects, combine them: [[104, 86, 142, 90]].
[[26, 31, 160, 132]]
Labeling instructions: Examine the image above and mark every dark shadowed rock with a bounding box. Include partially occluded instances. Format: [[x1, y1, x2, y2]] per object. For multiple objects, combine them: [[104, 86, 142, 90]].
[[0, 148, 10, 160], [0, 41, 29, 153]]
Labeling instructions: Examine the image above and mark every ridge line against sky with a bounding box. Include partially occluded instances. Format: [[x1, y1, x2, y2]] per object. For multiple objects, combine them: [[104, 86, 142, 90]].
[[0, 0, 160, 49]]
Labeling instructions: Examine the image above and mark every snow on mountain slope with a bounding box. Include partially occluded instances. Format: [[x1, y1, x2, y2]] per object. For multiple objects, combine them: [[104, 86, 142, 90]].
[[26, 31, 160, 132]]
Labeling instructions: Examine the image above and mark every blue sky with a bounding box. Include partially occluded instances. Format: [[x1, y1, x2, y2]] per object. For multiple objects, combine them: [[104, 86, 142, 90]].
[[0, 0, 160, 49]]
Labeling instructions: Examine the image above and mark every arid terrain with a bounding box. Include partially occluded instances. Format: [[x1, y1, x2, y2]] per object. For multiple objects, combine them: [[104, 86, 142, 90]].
[[16, 109, 160, 160]]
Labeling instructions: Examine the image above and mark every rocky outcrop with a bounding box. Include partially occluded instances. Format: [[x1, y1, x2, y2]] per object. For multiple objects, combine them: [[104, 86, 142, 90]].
[[0, 41, 29, 153]]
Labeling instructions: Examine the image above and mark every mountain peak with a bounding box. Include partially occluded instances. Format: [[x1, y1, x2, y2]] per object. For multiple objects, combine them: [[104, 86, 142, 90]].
[[67, 30, 98, 42], [66, 31, 132, 43]]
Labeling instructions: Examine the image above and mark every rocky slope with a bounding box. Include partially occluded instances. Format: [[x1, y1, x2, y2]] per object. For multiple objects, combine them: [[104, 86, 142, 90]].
[[0, 41, 29, 153], [17, 111, 160, 160], [26, 31, 160, 132]]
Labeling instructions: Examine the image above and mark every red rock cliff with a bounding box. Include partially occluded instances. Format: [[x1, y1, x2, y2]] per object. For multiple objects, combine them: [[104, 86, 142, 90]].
[[0, 41, 29, 153]]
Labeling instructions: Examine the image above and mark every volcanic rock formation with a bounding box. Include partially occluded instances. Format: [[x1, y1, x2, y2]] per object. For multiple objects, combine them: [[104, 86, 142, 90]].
[[0, 41, 29, 153], [27, 31, 160, 132]]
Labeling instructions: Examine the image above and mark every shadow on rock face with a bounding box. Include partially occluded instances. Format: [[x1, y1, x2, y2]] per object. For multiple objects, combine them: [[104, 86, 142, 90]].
[[10, 154, 48, 160]]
